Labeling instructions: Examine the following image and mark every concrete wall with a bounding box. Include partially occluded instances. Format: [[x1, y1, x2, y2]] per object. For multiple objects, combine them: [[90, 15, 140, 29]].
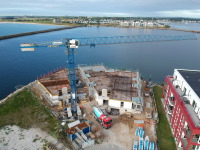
[[80, 65, 106, 72], [109, 99, 121, 108], [97, 97, 103, 106], [124, 101, 132, 109], [37, 81, 59, 105], [96, 97, 135, 114], [50, 95, 59, 105]]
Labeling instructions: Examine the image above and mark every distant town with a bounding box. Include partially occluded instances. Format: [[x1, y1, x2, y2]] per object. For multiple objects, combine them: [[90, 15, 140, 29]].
[[1, 16, 200, 28]]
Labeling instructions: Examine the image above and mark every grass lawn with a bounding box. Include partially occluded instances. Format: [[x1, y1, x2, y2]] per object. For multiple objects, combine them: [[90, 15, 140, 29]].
[[153, 85, 176, 150], [0, 89, 61, 138]]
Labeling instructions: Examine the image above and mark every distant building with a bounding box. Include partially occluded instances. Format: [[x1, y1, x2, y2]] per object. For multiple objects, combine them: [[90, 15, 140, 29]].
[[147, 22, 154, 27], [120, 21, 129, 26], [53, 18, 61, 23], [163, 69, 200, 150], [135, 21, 141, 27]]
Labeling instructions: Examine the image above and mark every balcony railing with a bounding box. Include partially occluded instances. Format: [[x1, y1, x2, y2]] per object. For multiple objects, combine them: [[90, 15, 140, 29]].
[[184, 128, 191, 139], [167, 77, 200, 127], [181, 138, 188, 149], [191, 138, 199, 143]]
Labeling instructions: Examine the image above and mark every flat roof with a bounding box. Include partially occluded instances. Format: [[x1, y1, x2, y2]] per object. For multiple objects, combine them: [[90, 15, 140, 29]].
[[66, 122, 89, 135], [178, 70, 200, 98]]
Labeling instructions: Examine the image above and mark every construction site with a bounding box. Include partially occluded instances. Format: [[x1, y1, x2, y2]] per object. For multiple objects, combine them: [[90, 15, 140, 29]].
[[31, 65, 158, 150], [16, 30, 198, 150]]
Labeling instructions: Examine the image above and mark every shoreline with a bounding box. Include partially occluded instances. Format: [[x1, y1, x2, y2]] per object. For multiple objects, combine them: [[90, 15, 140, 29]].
[[103, 25, 200, 33], [0, 81, 35, 104], [1, 21, 200, 33]]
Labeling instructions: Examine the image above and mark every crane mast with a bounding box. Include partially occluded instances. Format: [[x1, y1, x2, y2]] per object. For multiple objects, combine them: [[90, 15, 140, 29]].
[[66, 39, 79, 116], [20, 34, 198, 117]]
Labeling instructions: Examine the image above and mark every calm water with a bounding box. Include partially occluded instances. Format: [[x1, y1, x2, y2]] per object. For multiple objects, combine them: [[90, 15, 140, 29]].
[[0, 23, 200, 99], [0, 23, 60, 36], [167, 22, 200, 31]]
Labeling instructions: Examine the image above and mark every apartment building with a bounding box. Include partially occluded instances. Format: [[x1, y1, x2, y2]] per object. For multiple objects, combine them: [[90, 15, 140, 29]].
[[163, 69, 200, 150]]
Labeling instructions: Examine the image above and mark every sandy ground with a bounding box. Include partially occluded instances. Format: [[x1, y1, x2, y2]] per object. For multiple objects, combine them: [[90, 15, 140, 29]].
[[0, 125, 69, 150], [82, 99, 156, 150]]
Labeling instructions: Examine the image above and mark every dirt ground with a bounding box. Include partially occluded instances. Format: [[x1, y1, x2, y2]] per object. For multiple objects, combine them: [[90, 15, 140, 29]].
[[81, 98, 157, 150]]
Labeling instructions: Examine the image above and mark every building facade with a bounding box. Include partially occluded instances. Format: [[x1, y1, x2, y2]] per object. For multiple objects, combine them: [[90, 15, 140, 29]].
[[163, 69, 200, 150]]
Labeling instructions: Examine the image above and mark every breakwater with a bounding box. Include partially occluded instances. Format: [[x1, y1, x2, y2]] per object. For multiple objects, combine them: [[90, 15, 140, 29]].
[[0, 26, 83, 40]]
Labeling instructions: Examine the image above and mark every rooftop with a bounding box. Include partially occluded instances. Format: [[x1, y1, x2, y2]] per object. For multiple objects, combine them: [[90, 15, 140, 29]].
[[178, 69, 200, 98], [66, 122, 89, 135]]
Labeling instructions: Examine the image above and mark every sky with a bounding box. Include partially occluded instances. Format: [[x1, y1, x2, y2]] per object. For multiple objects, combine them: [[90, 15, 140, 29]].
[[1, 0, 200, 18]]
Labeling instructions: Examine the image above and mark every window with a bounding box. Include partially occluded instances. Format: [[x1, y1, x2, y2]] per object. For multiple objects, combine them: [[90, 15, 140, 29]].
[[121, 102, 124, 107]]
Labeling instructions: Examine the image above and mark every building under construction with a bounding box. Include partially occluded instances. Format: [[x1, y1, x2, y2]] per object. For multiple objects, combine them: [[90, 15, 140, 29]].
[[78, 65, 143, 115], [35, 65, 145, 116], [35, 68, 85, 118], [37, 68, 70, 106], [31, 65, 157, 150]]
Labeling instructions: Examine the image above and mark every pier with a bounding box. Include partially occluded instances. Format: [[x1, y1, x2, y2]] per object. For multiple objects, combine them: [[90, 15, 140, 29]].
[[0, 26, 83, 40]]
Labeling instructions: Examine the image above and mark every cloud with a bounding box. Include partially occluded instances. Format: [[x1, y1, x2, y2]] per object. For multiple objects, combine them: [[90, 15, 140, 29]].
[[0, 8, 31, 11], [100, 12, 132, 17], [6, 3, 61, 7], [157, 9, 200, 18], [1, 0, 200, 17]]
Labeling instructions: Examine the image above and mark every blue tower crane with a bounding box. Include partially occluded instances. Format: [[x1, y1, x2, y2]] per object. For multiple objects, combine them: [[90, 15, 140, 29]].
[[20, 34, 198, 117]]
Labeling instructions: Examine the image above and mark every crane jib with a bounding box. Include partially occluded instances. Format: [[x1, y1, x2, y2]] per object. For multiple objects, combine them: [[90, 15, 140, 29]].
[[75, 35, 198, 46], [20, 35, 198, 49], [19, 34, 198, 117]]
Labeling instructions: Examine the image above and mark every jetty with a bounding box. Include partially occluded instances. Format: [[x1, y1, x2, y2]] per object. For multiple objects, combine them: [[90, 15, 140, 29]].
[[0, 26, 83, 40]]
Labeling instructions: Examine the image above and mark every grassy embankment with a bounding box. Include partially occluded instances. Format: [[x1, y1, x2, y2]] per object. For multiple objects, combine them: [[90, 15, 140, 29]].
[[0, 89, 61, 138], [153, 85, 176, 150]]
